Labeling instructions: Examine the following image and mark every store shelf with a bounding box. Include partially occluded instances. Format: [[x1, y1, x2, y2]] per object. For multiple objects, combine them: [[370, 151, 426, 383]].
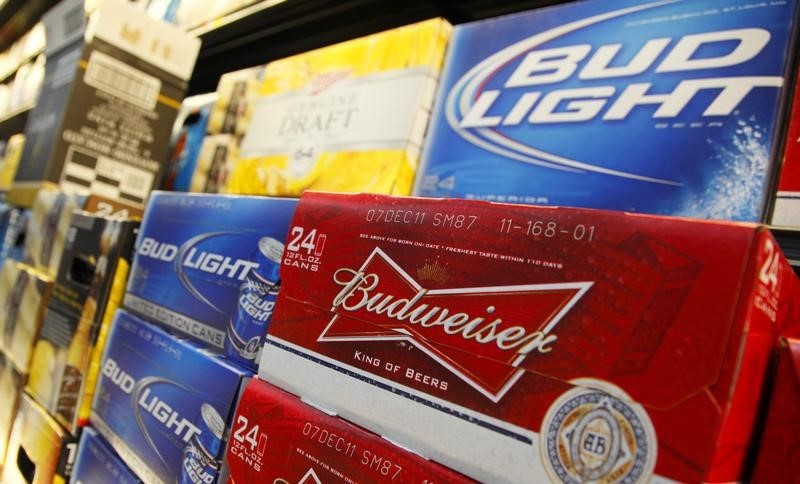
[[773, 226, 800, 272], [0, 103, 32, 139], [189, 0, 568, 94], [0, 0, 56, 55]]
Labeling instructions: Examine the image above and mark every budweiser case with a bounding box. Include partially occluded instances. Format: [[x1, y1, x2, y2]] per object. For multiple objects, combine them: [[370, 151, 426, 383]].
[[751, 338, 800, 483], [72, 427, 140, 484], [90, 309, 250, 484], [27, 212, 138, 433], [226, 378, 472, 483], [226, 19, 451, 197], [123, 191, 296, 368], [0, 261, 52, 374], [1, 394, 76, 484], [259, 192, 800, 483], [772, 66, 800, 227], [415, 0, 799, 222]]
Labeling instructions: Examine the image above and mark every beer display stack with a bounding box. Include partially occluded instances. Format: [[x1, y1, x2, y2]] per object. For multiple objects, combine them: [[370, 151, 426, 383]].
[[0, 0, 799, 483]]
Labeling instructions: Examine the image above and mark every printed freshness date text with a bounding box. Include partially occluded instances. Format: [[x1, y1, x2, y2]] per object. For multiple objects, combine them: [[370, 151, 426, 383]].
[[365, 209, 478, 230]]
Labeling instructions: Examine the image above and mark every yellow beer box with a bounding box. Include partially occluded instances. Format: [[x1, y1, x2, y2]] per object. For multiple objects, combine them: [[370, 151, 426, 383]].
[[0, 351, 23, 465], [227, 18, 451, 197]]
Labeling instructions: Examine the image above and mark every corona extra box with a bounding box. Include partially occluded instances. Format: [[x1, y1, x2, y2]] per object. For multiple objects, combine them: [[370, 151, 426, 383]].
[[1, 394, 76, 484], [72, 427, 140, 484], [123, 191, 296, 367], [226, 18, 451, 197], [11, 0, 200, 209], [226, 378, 472, 483], [91, 309, 249, 484], [772, 70, 800, 227], [27, 212, 138, 434], [259, 192, 800, 483], [416, 0, 799, 222], [0, 261, 52, 374]]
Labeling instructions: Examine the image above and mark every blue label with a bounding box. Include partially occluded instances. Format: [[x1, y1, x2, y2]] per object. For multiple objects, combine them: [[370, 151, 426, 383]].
[[90, 310, 248, 484], [124, 192, 296, 353], [72, 427, 140, 484], [417, 0, 798, 221]]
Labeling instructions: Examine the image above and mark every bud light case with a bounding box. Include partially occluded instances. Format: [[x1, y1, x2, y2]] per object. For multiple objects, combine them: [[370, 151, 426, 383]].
[[90, 309, 250, 484], [72, 427, 140, 484], [416, 0, 799, 222], [123, 191, 296, 368]]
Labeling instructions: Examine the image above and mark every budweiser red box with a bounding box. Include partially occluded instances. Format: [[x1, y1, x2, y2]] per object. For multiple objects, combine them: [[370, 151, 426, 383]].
[[751, 338, 800, 483], [225, 378, 471, 483], [258, 192, 800, 483]]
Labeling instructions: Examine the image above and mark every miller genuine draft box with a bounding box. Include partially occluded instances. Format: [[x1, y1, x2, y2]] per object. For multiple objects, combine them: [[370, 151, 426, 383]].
[[91, 309, 249, 484], [259, 192, 800, 483], [415, 0, 799, 222], [27, 212, 137, 434], [10, 0, 200, 209], [23, 186, 87, 277], [226, 18, 451, 197], [226, 378, 472, 483]]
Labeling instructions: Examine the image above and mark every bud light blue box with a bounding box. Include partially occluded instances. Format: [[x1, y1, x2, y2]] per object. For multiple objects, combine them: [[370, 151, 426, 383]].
[[72, 427, 141, 484], [90, 309, 250, 484], [416, 0, 799, 222], [123, 191, 296, 367]]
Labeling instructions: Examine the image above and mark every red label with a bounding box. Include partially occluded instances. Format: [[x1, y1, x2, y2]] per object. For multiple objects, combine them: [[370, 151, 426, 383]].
[[225, 379, 473, 483]]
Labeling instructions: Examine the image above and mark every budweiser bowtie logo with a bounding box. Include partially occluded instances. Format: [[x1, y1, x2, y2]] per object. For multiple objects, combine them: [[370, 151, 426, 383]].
[[319, 248, 592, 401]]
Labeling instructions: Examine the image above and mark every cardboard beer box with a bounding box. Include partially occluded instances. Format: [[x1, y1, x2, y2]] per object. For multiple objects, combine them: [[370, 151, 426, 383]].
[[24, 186, 87, 277], [416, 0, 799, 222], [71, 426, 140, 484], [751, 338, 800, 483], [9, 0, 85, 208], [0, 203, 28, 265], [259, 192, 800, 483], [0, 351, 24, 465], [226, 377, 472, 483], [123, 191, 296, 368], [91, 309, 250, 484], [11, 0, 201, 209], [771, 68, 800, 227], [0, 261, 52, 374], [226, 18, 451, 197], [27, 211, 138, 434], [1, 394, 77, 484]]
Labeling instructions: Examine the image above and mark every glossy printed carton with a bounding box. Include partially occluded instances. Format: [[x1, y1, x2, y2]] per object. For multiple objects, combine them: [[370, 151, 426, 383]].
[[416, 0, 799, 222], [123, 191, 296, 368], [0, 261, 52, 374], [259, 192, 800, 483], [71, 427, 140, 484], [226, 18, 451, 197], [27, 212, 138, 434], [772, 69, 800, 227], [226, 378, 472, 483], [91, 309, 250, 484], [11, 0, 201, 209], [1, 394, 76, 484]]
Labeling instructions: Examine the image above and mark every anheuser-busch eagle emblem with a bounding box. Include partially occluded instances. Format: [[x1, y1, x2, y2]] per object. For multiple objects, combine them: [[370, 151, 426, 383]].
[[320, 248, 592, 401]]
